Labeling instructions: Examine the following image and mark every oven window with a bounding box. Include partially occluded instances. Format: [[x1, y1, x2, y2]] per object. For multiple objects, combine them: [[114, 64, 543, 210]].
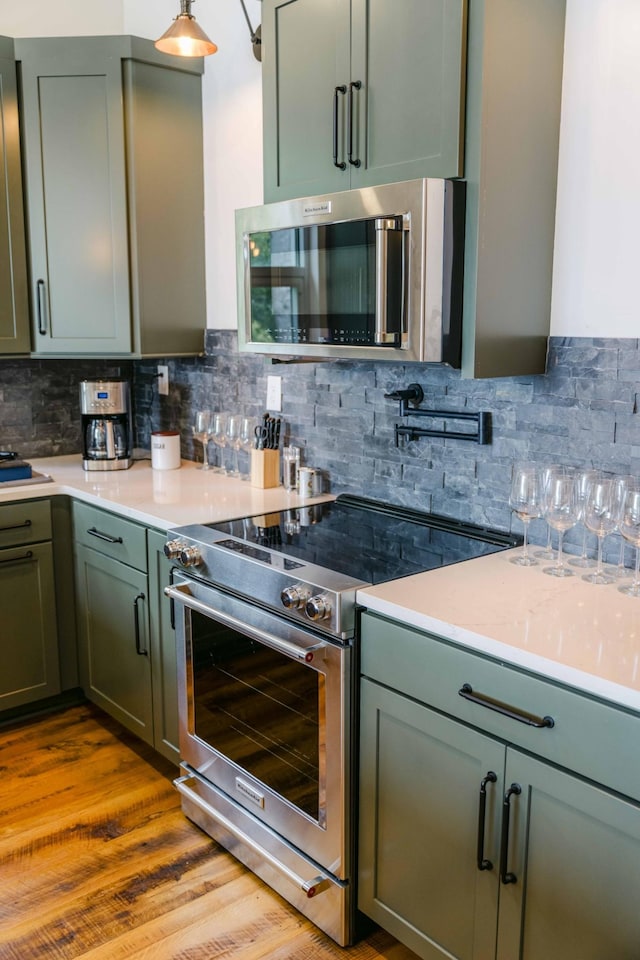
[[189, 610, 325, 823]]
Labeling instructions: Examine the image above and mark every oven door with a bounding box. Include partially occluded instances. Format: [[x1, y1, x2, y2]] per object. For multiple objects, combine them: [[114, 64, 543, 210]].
[[167, 577, 351, 879]]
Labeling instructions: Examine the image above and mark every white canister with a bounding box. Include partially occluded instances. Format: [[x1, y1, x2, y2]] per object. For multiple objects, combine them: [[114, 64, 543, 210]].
[[151, 430, 181, 470]]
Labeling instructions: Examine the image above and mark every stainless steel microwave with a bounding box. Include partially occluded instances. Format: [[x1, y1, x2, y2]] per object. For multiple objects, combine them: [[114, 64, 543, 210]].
[[235, 178, 465, 364]]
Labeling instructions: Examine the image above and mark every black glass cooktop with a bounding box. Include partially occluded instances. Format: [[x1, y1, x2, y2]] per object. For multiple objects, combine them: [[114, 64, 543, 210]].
[[208, 495, 520, 587]]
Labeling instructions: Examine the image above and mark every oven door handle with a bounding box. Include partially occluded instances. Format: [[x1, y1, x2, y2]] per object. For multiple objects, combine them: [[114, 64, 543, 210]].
[[174, 773, 332, 898], [165, 582, 329, 663]]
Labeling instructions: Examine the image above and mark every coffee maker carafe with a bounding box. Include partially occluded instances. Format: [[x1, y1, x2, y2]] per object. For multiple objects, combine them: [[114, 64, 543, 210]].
[[80, 380, 132, 471]]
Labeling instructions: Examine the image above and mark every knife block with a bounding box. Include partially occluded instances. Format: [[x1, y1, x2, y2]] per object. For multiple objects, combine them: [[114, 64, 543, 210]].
[[250, 449, 280, 488]]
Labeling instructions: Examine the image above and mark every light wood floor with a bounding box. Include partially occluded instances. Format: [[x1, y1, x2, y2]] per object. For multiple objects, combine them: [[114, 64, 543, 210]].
[[0, 703, 418, 960]]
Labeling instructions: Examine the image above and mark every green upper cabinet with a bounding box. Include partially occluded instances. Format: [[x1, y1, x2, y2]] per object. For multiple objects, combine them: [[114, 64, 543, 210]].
[[0, 37, 30, 354], [262, 0, 467, 202], [16, 36, 206, 358]]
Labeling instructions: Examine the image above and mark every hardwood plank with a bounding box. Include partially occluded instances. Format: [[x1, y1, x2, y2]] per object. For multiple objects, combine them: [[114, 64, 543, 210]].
[[0, 703, 418, 960]]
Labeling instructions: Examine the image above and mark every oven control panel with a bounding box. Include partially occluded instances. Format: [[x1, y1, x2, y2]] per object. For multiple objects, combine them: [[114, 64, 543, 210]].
[[163, 532, 362, 640]]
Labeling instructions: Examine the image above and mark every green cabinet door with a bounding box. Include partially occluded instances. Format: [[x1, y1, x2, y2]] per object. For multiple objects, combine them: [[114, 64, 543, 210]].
[[147, 529, 179, 763], [359, 677, 503, 960], [16, 36, 205, 358], [262, 0, 466, 202], [497, 750, 640, 960], [75, 544, 153, 744], [0, 541, 60, 710], [0, 39, 30, 354], [350, 0, 466, 188], [262, 0, 352, 201]]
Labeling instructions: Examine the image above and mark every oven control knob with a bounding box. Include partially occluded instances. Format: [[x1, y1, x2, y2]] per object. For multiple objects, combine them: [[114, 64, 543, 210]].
[[164, 539, 185, 560], [179, 545, 203, 567], [305, 595, 331, 622], [281, 585, 311, 610]]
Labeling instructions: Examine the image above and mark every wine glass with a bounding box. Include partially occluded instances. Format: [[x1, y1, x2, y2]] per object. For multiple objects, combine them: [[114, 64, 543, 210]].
[[192, 410, 213, 470], [612, 475, 633, 578], [239, 417, 256, 481], [542, 468, 578, 577], [582, 476, 622, 585], [618, 482, 640, 597], [210, 412, 229, 474], [568, 469, 599, 568], [226, 414, 242, 478], [534, 463, 561, 560], [509, 462, 543, 566]]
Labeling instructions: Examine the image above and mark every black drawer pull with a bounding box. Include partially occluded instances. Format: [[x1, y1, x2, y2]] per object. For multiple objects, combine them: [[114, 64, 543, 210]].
[[332, 85, 347, 170], [459, 683, 554, 729], [0, 519, 33, 533], [347, 80, 362, 167], [477, 771, 497, 871], [500, 783, 522, 884], [0, 549, 34, 566], [133, 592, 147, 656], [87, 527, 124, 545]]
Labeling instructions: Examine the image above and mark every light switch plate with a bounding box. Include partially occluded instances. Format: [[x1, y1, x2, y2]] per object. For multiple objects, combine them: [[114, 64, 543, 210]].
[[266, 375, 282, 412], [157, 364, 169, 396]]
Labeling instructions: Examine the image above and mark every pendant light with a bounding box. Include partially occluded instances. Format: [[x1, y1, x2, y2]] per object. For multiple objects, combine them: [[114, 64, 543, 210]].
[[155, 0, 262, 61]]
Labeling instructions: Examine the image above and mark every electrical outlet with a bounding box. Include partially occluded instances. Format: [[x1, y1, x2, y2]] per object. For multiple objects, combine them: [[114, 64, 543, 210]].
[[266, 375, 282, 412], [157, 364, 169, 396]]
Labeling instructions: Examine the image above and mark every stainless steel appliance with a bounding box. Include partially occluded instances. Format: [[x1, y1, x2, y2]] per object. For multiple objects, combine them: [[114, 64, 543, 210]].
[[235, 178, 465, 364], [80, 379, 132, 471], [164, 496, 519, 945]]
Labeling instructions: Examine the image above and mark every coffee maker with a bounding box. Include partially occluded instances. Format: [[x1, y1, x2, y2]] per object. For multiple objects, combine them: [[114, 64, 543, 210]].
[[80, 379, 132, 471]]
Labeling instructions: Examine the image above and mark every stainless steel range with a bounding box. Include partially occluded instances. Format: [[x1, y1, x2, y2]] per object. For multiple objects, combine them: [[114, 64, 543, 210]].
[[164, 495, 519, 945]]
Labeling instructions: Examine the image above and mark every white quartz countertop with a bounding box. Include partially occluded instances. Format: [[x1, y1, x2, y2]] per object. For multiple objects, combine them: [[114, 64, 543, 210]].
[[358, 549, 640, 714], [0, 454, 331, 530]]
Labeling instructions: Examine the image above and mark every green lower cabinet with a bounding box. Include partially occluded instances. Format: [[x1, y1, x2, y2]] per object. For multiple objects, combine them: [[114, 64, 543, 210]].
[[147, 529, 179, 763], [359, 678, 502, 959], [0, 540, 60, 709], [359, 677, 640, 960], [75, 543, 153, 744], [497, 751, 640, 960]]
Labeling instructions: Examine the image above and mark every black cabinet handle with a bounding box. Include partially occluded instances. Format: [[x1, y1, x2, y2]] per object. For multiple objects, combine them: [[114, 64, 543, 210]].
[[500, 783, 522, 884], [459, 683, 554, 729], [348, 80, 362, 167], [133, 592, 147, 656], [333, 85, 347, 170], [0, 519, 32, 533], [37, 279, 48, 335], [0, 550, 34, 566], [477, 771, 497, 871], [87, 527, 124, 545]]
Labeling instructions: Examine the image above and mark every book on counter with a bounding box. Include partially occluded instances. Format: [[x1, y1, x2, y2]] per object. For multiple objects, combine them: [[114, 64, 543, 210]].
[[0, 458, 33, 482]]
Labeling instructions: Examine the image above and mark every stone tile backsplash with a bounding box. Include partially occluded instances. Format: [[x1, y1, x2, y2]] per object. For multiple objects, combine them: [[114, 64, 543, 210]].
[[2, 336, 640, 561]]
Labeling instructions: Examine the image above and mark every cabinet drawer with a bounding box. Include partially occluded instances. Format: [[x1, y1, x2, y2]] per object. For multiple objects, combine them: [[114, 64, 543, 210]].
[[72, 501, 147, 571], [0, 499, 52, 547], [361, 611, 640, 804]]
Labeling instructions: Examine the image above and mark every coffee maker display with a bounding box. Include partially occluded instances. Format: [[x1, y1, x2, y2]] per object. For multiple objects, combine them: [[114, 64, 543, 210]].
[[80, 380, 132, 471]]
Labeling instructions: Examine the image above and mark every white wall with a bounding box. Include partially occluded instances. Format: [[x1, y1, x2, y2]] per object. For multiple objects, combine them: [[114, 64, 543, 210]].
[[0, 0, 123, 36], [2, 0, 639, 338], [550, 0, 640, 337]]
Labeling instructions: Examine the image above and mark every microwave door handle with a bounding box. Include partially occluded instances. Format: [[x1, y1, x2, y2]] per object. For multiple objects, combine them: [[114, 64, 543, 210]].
[[165, 582, 328, 663], [374, 218, 401, 345]]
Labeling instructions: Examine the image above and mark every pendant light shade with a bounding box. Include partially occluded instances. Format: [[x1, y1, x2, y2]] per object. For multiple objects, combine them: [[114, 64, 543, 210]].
[[155, 0, 261, 61], [155, 0, 218, 58]]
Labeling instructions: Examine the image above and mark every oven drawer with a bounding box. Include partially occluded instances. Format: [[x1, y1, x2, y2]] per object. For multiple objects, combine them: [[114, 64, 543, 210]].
[[0, 499, 52, 547], [360, 611, 640, 803], [72, 500, 147, 571]]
